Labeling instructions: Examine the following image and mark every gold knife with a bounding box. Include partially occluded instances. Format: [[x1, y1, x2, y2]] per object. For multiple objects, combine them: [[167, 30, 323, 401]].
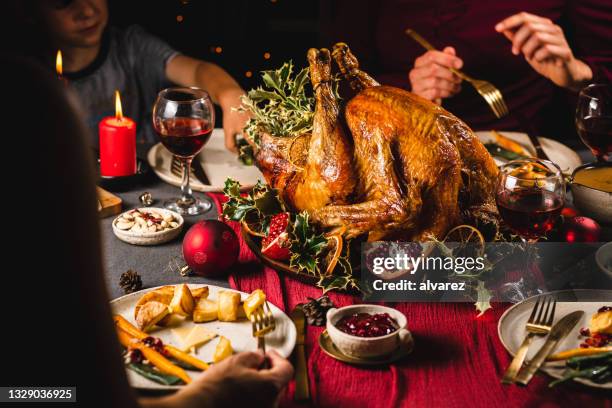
[[514, 310, 584, 385], [191, 158, 211, 185], [290, 305, 310, 401]]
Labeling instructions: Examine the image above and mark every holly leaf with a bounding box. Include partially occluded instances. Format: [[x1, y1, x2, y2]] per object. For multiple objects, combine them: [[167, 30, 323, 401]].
[[288, 212, 327, 275], [475, 280, 492, 317], [222, 178, 282, 225]]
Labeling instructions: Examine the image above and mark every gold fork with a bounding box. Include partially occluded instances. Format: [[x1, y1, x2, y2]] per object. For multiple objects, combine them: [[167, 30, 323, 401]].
[[251, 301, 276, 366], [405, 29, 509, 119], [501, 295, 556, 384]]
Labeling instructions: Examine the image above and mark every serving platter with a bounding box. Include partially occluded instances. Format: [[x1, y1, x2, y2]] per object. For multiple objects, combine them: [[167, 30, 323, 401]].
[[498, 289, 612, 389], [147, 129, 263, 192], [110, 284, 296, 390], [476, 131, 582, 174]]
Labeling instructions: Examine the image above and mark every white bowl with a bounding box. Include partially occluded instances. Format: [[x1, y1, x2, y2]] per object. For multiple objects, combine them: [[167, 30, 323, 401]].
[[596, 242, 612, 279], [326, 304, 413, 358], [112, 208, 184, 246]]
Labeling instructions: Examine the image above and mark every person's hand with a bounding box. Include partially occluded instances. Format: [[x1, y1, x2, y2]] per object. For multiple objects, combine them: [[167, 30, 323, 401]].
[[409, 47, 463, 104], [219, 88, 250, 153], [154, 350, 293, 408], [495, 12, 592, 91]]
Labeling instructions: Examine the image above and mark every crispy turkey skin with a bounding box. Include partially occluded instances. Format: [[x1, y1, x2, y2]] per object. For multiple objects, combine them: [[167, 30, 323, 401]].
[[253, 43, 499, 241]]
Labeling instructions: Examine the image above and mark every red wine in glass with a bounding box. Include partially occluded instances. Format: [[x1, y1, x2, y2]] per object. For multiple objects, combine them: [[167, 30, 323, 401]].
[[496, 189, 563, 239], [156, 117, 212, 158], [576, 116, 612, 161]]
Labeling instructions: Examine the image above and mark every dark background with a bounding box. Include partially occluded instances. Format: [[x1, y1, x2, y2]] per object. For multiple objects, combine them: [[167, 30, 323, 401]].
[[108, 0, 323, 92]]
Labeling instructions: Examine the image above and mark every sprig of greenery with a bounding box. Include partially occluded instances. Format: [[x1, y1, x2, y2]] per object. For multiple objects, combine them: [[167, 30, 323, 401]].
[[236, 61, 314, 143], [222, 178, 283, 231], [289, 212, 328, 275]]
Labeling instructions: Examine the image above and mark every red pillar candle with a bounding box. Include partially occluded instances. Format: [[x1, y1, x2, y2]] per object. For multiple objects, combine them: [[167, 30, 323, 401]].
[[99, 90, 136, 177]]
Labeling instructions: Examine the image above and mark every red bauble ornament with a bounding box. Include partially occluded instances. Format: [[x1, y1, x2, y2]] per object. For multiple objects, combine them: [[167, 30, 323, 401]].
[[561, 216, 601, 243], [182, 220, 239, 277]]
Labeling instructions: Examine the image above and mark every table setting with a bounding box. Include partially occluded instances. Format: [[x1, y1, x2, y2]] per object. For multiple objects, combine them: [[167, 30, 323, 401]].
[[96, 42, 611, 407]]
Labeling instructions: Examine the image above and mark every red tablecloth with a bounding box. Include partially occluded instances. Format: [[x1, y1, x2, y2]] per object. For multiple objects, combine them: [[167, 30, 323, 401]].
[[210, 193, 611, 408]]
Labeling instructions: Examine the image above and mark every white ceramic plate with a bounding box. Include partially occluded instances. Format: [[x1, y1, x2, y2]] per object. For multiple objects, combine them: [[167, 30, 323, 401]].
[[476, 131, 582, 174], [147, 129, 263, 192], [498, 289, 612, 389], [111, 284, 296, 390]]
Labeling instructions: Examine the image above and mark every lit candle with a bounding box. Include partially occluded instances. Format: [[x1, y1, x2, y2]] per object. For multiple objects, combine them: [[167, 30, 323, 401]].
[[56, 50, 68, 86], [99, 90, 136, 177]]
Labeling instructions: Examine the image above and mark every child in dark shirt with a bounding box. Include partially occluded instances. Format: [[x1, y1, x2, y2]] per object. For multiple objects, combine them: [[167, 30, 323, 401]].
[[33, 0, 248, 151]]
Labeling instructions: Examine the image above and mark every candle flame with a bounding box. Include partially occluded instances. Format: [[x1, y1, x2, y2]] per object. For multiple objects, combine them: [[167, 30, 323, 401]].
[[115, 90, 123, 121], [56, 50, 63, 76]]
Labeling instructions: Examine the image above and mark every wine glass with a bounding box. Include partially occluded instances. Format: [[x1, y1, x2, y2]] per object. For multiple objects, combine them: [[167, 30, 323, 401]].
[[576, 84, 612, 162], [153, 87, 214, 215], [496, 158, 565, 241]]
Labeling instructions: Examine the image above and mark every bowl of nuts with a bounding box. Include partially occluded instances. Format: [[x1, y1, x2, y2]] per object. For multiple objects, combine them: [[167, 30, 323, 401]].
[[112, 208, 184, 246]]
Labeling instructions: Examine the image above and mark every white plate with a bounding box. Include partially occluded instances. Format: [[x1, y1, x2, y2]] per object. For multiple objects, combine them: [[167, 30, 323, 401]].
[[476, 131, 582, 174], [147, 129, 263, 192], [111, 284, 296, 390], [498, 289, 612, 389]]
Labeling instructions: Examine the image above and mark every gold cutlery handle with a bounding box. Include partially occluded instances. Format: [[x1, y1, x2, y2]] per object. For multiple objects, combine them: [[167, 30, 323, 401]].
[[515, 339, 558, 385], [405, 28, 473, 83], [294, 343, 310, 401], [501, 333, 535, 384]]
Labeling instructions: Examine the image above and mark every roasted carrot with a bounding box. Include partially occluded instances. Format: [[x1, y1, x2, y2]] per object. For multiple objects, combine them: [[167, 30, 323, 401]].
[[492, 130, 529, 156], [547, 346, 612, 361], [116, 327, 192, 384], [114, 314, 209, 370]]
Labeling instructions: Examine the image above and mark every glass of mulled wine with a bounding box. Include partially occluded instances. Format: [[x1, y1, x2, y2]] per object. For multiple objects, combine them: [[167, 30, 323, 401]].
[[576, 84, 612, 162], [496, 158, 565, 241], [153, 87, 214, 215]]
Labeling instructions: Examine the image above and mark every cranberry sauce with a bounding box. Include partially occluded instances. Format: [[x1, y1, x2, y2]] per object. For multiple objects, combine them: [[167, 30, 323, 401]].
[[335, 312, 399, 337]]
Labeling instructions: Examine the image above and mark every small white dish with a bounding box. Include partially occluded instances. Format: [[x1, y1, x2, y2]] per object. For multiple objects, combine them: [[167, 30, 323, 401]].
[[326, 304, 413, 358], [112, 208, 184, 246], [596, 242, 612, 278]]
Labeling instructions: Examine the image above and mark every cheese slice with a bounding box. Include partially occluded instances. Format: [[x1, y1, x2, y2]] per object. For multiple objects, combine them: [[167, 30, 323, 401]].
[[182, 325, 218, 352], [171, 325, 194, 346]]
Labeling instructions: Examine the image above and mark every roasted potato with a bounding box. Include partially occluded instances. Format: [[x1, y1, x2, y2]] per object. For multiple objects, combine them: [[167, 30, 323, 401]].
[[169, 284, 195, 317], [217, 290, 241, 322], [135, 301, 170, 331], [213, 336, 233, 363], [243, 289, 266, 319], [193, 298, 218, 323], [191, 286, 209, 301], [133, 286, 174, 320]]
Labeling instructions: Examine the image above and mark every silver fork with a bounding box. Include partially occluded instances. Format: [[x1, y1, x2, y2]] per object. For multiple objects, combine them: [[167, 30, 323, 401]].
[[501, 295, 556, 384], [405, 29, 509, 119], [170, 155, 191, 178], [251, 301, 276, 366]]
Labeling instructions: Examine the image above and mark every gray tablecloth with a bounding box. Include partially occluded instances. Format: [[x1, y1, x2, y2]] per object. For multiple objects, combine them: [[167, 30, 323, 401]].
[[101, 145, 230, 300]]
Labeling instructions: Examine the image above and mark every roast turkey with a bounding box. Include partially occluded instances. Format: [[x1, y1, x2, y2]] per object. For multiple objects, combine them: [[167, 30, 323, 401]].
[[253, 43, 499, 241]]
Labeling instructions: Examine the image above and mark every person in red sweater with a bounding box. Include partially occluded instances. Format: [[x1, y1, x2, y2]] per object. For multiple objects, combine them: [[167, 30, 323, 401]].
[[322, 0, 612, 142]]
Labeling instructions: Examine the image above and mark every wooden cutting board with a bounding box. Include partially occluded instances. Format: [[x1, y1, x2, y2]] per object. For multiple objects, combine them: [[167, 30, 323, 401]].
[[97, 186, 122, 218]]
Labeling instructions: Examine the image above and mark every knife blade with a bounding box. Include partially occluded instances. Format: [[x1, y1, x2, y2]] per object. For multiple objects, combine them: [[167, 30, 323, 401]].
[[290, 305, 310, 401], [191, 158, 211, 185], [514, 310, 584, 385]]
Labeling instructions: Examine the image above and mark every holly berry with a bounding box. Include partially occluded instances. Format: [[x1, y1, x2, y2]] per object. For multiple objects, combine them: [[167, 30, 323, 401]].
[[261, 213, 290, 260]]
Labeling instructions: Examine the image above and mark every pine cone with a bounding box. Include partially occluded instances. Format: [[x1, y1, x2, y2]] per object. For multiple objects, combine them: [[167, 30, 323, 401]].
[[119, 269, 143, 294], [302, 295, 334, 326]]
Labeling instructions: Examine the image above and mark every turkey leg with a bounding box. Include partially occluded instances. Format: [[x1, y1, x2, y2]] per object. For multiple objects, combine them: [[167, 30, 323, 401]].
[[291, 48, 355, 211], [332, 43, 380, 91]]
